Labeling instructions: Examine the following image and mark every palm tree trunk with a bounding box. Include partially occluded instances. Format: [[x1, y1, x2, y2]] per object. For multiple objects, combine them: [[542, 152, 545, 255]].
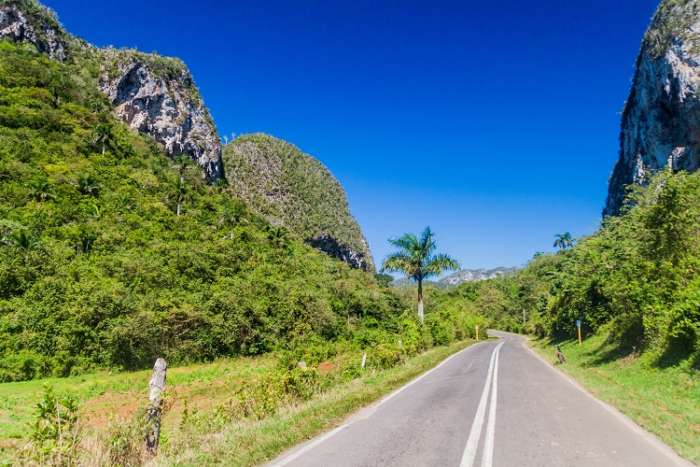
[[176, 174, 184, 216], [417, 278, 424, 324]]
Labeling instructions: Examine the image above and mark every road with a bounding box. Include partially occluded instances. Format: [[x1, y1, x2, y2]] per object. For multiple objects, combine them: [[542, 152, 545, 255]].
[[269, 332, 691, 467]]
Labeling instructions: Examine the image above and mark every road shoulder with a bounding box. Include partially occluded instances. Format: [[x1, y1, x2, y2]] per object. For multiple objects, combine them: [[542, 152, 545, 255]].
[[522, 335, 695, 467]]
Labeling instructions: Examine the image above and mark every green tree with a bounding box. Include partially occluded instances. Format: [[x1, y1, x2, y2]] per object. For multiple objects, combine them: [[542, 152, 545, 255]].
[[90, 120, 113, 155], [172, 156, 192, 216], [381, 227, 459, 323], [553, 232, 575, 251]]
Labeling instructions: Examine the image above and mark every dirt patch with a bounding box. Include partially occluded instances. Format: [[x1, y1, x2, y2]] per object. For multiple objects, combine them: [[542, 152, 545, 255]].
[[318, 361, 336, 375]]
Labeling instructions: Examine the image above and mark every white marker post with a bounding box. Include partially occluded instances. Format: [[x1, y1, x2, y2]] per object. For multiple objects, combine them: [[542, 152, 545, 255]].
[[475, 324, 480, 341], [576, 319, 582, 345]]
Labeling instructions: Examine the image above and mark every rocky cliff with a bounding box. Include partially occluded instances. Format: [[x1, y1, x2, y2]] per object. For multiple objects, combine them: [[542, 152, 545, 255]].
[[223, 134, 374, 271], [98, 50, 224, 181], [0, 0, 67, 60], [1, 0, 375, 270], [605, 0, 700, 215], [0, 0, 224, 182]]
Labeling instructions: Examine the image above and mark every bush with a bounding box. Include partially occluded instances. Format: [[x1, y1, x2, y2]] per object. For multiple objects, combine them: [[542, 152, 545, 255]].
[[103, 410, 146, 467], [20, 385, 81, 466], [0, 350, 48, 382]]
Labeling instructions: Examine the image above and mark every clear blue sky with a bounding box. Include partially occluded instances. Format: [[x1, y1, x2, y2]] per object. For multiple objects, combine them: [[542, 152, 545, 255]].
[[46, 0, 660, 270]]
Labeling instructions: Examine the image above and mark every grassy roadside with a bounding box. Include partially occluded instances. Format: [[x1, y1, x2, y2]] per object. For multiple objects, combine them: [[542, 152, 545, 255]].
[[155, 339, 476, 466], [529, 334, 699, 465], [0, 339, 477, 465]]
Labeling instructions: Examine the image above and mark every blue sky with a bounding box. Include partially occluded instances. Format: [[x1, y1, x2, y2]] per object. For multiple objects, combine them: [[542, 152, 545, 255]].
[[46, 0, 660, 270]]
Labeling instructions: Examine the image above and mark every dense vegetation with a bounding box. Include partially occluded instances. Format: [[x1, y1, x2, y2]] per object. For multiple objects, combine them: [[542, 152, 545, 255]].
[[0, 41, 483, 383], [223, 134, 374, 270], [433, 170, 700, 369]]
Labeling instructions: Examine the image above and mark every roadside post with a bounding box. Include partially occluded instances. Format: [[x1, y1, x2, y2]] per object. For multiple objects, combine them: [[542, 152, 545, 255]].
[[576, 319, 582, 345], [361, 351, 367, 370], [475, 324, 480, 341], [146, 358, 167, 455]]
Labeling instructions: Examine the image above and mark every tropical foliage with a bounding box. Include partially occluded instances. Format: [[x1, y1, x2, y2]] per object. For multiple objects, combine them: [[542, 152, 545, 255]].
[[223, 133, 373, 270], [433, 170, 700, 369], [553, 232, 575, 250], [382, 227, 459, 323], [0, 41, 480, 383]]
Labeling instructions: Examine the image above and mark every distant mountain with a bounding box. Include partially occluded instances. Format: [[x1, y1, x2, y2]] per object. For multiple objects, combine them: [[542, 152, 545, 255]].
[[390, 267, 517, 288], [439, 267, 518, 286], [391, 278, 445, 289]]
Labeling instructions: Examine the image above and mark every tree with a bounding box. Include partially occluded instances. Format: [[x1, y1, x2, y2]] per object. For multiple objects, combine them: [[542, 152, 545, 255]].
[[553, 232, 575, 251], [172, 156, 192, 216], [381, 227, 459, 323], [91, 121, 113, 155]]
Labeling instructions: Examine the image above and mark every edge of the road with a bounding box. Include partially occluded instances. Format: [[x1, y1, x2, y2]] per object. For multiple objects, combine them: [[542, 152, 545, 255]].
[[509, 331, 695, 467], [267, 338, 496, 467]]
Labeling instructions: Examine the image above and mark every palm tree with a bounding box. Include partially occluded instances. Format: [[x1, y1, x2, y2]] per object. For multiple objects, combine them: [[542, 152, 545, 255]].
[[553, 232, 575, 251], [91, 121, 113, 155], [381, 227, 459, 323], [172, 156, 191, 216]]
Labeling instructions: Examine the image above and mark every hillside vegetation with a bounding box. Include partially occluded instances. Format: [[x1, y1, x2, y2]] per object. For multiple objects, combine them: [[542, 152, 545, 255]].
[[428, 169, 700, 460], [0, 41, 408, 382], [223, 134, 373, 271], [436, 170, 700, 368]]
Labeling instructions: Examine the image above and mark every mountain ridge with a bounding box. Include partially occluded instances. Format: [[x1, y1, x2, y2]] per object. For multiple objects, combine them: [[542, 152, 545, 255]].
[[0, 0, 372, 269]]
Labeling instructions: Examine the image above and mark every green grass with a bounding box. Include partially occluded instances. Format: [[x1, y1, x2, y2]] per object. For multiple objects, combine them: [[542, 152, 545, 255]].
[[530, 334, 700, 465], [0, 340, 475, 465], [0, 354, 277, 459]]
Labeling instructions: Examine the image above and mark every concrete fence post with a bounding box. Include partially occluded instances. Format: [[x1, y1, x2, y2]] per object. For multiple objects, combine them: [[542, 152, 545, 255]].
[[145, 357, 167, 455]]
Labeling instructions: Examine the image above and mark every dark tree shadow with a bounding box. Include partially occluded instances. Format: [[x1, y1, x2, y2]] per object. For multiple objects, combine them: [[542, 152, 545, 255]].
[[585, 315, 643, 366], [656, 334, 697, 369]]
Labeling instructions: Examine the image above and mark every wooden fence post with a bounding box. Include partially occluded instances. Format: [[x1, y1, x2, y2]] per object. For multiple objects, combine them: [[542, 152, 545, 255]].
[[145, 357, 167, 455]]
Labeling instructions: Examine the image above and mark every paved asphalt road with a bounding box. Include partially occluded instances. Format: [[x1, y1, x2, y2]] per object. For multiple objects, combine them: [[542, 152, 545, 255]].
[[269, 331, 692, 467]]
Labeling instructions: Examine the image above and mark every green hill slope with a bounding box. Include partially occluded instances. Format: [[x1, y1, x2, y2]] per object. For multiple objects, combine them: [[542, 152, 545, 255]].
[[0, 42, 397, 381], [224, 134, 374, 271]]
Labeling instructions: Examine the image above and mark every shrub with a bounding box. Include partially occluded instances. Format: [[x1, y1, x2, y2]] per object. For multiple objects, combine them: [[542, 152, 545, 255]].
[[103, 410, 146, 467], [20, 385, 81, 466]]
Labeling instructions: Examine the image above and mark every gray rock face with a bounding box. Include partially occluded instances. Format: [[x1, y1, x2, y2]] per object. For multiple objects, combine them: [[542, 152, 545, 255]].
[[0, 1, 223, 183], [0, 1, 67, 60], [605, 0, 700, 215], [307, 233, 372, 271], [99, 52, 224, 182]]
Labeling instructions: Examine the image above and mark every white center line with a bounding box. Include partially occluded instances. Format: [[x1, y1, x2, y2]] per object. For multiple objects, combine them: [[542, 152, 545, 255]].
[[481, 341, 501, 467], [460, 341, 503, 467]]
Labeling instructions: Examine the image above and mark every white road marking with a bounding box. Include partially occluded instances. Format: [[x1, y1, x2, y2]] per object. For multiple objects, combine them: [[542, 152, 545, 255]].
[[517, 334, 694, 467], [270, 342, 488, 467], [481, 341, 501, 467], [269, 423, 350, 467], [460, 341, 503, 467]]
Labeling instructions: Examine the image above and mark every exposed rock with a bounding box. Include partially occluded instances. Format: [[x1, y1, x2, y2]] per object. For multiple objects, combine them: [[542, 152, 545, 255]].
[[223, 134, 374, 271], [0, 0, 67, 60], [99, 50, 224, 182], [307, 234, 372, 271], [0, 1, 223, 182], [605, 0, 700, 215]]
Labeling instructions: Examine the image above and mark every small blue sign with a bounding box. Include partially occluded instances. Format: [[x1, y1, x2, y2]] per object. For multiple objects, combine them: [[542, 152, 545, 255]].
[[576, 319, 582, 328]]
